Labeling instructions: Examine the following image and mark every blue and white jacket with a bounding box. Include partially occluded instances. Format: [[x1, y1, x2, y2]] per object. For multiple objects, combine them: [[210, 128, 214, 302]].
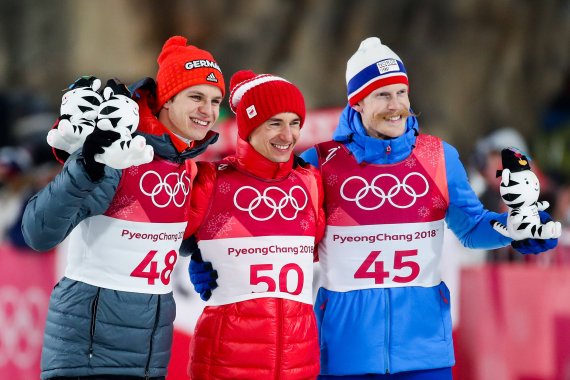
[[301, 105, 512, 375]]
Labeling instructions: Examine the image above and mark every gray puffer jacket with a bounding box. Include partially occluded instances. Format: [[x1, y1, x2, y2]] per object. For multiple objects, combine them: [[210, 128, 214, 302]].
[[22, 79, 217, 379]]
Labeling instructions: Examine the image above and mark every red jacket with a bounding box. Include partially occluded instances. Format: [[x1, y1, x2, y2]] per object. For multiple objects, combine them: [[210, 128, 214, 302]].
[[186, 138, 325, 379]]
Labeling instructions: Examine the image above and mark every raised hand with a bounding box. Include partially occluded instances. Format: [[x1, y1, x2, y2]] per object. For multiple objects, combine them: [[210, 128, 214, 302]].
[[81, 126, 121, 182], [47, 76, 103, 155], [93, 79, 154, 169]]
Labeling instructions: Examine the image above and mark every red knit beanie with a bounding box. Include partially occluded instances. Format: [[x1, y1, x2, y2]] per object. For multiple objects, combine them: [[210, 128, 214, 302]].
[[155, 36, 225, 110], [229, 70, 305, 140]]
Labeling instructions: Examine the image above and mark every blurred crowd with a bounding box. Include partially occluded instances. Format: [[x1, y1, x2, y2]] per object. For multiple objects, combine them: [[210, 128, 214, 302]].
[[467, 71, 570, 266], [0, 89, 60, 249]]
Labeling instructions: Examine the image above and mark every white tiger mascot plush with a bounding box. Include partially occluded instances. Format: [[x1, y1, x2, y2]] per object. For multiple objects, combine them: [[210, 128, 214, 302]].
[[491, 147, 561, 240], [92, 79, 154, 169], [47, 76, 103, 155]]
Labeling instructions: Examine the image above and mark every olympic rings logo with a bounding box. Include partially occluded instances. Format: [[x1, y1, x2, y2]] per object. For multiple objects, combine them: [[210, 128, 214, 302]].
[[234, 185, 308, 221], [0, 286, 47, 369], [140, 170, 191, 208], [340, 172, 429, 210]]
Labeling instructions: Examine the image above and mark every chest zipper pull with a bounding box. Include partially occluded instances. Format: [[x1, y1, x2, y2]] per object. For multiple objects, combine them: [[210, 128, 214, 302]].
[[386, 145, 392, 155]]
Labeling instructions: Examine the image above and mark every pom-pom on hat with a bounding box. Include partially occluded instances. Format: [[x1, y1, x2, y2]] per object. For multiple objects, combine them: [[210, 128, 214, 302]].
[[496, 147, 532, 177], [156, 36, 225, 111], [229, 70, 306, 140], [346, 37, 408, 106]]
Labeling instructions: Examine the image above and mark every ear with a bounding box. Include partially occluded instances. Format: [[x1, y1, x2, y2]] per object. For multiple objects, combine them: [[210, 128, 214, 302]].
[[351, 101, 363, 113], [103, 86, 114, 101], [162, 98, 172, 110], [501, 168, 511, 186]]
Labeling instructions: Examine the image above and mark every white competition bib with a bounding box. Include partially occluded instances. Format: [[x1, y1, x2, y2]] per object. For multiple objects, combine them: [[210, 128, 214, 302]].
[[65, 215, 186, 294], [199, 235, 315, 306], [319, 220, 445, 292]]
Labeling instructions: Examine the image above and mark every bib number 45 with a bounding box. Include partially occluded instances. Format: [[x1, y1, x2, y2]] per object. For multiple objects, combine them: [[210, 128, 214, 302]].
[[130, 249, 178, 285], [354, 250, 419, 284]]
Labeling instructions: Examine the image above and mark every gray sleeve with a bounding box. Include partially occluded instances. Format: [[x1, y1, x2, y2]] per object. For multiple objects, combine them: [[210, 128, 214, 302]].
[[22, 152, 121, 251]]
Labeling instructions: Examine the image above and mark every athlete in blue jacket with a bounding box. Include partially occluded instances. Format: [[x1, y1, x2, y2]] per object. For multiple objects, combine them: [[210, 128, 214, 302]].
[[299, 37, 558, 380]]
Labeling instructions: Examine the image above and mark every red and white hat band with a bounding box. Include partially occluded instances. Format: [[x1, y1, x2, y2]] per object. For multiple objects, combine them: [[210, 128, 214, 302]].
[[230, 74, 290, 112]]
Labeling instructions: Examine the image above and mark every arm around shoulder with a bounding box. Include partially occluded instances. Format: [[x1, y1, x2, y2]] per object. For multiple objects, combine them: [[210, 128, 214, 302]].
[[182, 161, 217, 249], [300, 146, 319, 168]]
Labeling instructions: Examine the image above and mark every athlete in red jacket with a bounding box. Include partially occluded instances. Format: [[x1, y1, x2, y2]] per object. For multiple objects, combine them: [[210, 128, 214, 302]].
[[185, 70, 325, 379]]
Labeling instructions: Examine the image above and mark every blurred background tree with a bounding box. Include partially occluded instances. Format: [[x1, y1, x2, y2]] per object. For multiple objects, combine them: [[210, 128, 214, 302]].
[[0, 0, 569, 155]]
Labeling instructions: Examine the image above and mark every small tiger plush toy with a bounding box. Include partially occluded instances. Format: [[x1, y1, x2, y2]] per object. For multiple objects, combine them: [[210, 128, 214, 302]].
[[93, 79, 154, 169], [47, 76, 103, 155], [491, 147, 561, 240]]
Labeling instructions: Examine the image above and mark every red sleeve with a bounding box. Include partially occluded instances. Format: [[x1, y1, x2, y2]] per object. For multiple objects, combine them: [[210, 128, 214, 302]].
[[183, 161, 217, 239]]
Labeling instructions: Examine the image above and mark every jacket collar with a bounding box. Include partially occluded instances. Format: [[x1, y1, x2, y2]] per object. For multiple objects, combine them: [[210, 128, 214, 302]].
[[231, 137, 294, 180], [333, 104, 419, 164]]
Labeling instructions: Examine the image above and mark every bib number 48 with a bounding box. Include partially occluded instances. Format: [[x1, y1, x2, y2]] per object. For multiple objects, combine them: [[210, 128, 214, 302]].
[[354, 250, 419, 284], [130, 249, 178, 285]]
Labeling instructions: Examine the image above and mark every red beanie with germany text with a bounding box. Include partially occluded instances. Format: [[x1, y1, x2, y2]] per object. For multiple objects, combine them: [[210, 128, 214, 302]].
[[156, 36, 225, 111]]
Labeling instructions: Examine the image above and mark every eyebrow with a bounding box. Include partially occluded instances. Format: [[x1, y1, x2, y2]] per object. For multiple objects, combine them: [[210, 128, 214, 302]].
[[267, 117, 301, 123], [186, 90, 222, 100]]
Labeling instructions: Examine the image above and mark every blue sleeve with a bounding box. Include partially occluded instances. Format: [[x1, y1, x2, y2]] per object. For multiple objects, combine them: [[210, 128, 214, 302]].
[[443, 142, 512, 249], [22, 152, 120, 251], [300, 147, 319, 168]]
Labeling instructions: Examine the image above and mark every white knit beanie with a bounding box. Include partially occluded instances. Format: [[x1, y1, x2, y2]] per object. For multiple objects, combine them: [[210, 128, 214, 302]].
[[346, 37, 408, 106]]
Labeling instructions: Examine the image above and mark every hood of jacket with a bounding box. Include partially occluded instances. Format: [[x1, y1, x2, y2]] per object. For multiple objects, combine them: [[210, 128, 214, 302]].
[[332, 104, 419, 165]]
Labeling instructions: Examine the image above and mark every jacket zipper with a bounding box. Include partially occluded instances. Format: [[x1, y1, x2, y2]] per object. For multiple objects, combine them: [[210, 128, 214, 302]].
[[275, 299, 284, 380], [88, 288, 101, 361], [144, 295, 161, 380], [384, 289, 391, 374]]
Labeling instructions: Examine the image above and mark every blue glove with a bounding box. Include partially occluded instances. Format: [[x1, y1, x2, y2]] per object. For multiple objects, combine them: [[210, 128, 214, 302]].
[[511, 211, 559, 254], [188, 250, 218, 301]]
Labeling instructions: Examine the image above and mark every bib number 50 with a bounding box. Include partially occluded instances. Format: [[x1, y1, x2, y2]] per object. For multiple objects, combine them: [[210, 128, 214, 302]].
[[354, 249, 419, 284], [250, 263, 304, 295]]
